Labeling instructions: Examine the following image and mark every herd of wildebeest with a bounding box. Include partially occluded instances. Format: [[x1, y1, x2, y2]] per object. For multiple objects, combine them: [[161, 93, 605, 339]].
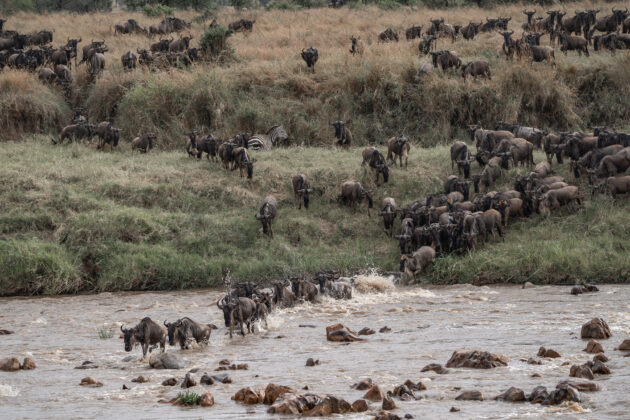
[[121, 269, 351, 352], [3, 9, 630, 294]]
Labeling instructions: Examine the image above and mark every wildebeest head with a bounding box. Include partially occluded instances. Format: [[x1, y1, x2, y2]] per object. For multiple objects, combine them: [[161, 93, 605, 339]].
[[216, 295, 231, 327], [331, 120, 349, 140], [163, 320, 179, 346], [121, 325, 136, 352]]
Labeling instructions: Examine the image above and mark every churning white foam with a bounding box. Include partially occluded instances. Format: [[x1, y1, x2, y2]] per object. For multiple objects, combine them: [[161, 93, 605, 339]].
[[0, 384, 19, 397]]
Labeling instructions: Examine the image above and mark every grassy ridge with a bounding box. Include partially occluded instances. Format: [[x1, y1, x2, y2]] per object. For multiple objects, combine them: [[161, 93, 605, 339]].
[[2, 3, 630, 147], [0, 137, 628, 296]]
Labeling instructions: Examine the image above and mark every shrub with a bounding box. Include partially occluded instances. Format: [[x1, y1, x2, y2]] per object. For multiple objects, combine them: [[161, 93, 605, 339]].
[[199, 25, 234, 60], [142, 3, 174, 16], [177, 391, 201, 405]]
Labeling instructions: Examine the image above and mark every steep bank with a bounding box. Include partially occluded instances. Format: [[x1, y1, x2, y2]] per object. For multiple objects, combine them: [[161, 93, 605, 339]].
[[0, 138, 628, 296]]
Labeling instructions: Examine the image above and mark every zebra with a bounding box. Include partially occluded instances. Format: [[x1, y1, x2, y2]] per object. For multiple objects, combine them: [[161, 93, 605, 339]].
[[248, 125, 288, 150]]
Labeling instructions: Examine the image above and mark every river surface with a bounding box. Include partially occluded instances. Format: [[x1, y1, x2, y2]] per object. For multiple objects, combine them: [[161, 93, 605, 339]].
[[1, 276, 629, 419]]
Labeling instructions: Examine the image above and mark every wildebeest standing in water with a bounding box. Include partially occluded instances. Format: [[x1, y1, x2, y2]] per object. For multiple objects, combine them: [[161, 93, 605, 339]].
[[387, 136, 410, 168], [163, 317, 217, 349], [121, 317, 166, 358], [257, 195, 277, 237], [301, 46, 318, 73], [216, 295, 257, 338], [292, 174, 312, 209], [338, 181, 373, 216], [331, 120, 352, 147]]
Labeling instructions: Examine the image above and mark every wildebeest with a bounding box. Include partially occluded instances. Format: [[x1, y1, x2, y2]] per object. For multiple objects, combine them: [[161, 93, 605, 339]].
[[95, 121, 120, 151], [50, 47, 71, 68], [414, 62, 434, 81], [362, 147, 389, 184], [461, 21, 482, 40], [597, 130, 630, 148], [229, 19, 255, 32], [594, 148, 630, 178], [461, 60, 491, 80], [169, 35, 193, 53], [480, 208, 504, 240], [0, 33, 27, 51], [527, 44, 555, 66], [216, 295, 257, 338], [430, 50, 461, 71], [473, 157, 502, 193], [573, 145, 623, 178], [301, 46, 318, 72], [522, 9, 537, 31], [601, 175, 630, 198], [115, 19, 147, 35], [151, 38, 172, 52], [536, 186, 582, 216], [257, 195, 277, 237], [272, 281, 296, 308], [349, 35, 365, 56], [121, 51, 137, 71], [564, 135, 597, 161], [54, 123, 95, 145], [387, 136, 410, 168], [25, 30, 52, 46], [557, 32, 589, 56], [79, 40, 106, 66], [131, 133, 156, 153], [338, 181, 373, 216], [380, 197, 398, 237], [88, 52, 105, 76], [317, 273, 352, 299], [588, 8, 628, 39], [163, 317, 217, 349], [38, 67, 57, 83], [418, 34, 437, 55], [331, 120, 352, 147], [196, 134, 218, 161], [378, 28, 399, 42], [121, 317, 166, 358], [400, 246, 435, 283], [232, 146, 254, 179], [405, 25, 423, 40], [450, 141, 472, 178], [292, 174, 312, 210], [291, 278, 318, 303], [444, 175, 470, 201]]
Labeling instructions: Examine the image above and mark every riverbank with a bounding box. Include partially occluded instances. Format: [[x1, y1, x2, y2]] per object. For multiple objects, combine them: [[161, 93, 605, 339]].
[[0, 138, 628, 296]]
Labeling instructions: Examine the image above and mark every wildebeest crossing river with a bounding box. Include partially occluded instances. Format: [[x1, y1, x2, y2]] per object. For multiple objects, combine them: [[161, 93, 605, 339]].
[[1, 275, 629, 419]]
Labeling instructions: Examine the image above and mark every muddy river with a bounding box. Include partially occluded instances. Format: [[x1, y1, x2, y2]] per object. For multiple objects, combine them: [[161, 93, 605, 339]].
[[1, 275, 629, 419]]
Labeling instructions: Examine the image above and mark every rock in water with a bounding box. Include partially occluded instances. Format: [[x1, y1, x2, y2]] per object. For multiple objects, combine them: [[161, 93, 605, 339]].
[[421, 363, 448, 374], [0, 329, 14, 335], [569, 364, 594, 380], [456, 390, 483, 401], [131, 375, 149, 383], [199, 392, 215, 407], [232, 387, 264, 404], [446, 349, 508, 369], [80, 377, 103, 387], [0, 357, 21, 372], [618, 339, 630, 351], [557, 380, 599, 393], [528, 386, 549, 403], [181, 373, 197, 388], [593, 353, 608, 363], [382, 395, 397, 410], [494, 387, 525, 402], [263, 383, 296, 405], [543, 383, 580, 405], [162, 377, 177, 386], [21, 357, 36, 370], [305, 358, 319, 367], [352, 378, 373, 390], [351, 399, 368, 412], [584, 339, 603, 354], [200, 373, 214, 385], [537, 347, 561, 358], [358, 327, 375, 335], [581, 318, 611, 339], [149, 353, 186, 369], [363, 385, 385, 402]]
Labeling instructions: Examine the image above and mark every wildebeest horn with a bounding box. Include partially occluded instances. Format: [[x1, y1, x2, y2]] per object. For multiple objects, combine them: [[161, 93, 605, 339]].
[[120, 325, 125, 333], [164, 320, 168, 326]]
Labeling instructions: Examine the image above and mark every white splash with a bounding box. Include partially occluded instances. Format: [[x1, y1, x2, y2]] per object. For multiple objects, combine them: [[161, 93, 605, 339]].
[[0, 384, 19, 397]]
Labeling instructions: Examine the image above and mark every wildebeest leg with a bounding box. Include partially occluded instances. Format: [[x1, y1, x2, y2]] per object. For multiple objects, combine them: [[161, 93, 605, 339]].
[[142, 343, 148, 358]]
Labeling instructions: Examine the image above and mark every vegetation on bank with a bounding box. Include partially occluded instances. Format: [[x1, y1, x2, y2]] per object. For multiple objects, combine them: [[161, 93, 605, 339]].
[[0, 138, 628, 296], [2, 3, 630, 147]]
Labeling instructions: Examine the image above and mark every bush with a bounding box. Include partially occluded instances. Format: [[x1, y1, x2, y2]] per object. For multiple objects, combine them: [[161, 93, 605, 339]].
[[229, 0, 253, 10], [142, 3, 173, 16], [177, 391, 201, 405], [199, 25, 234, 60], [266, 0, 302, 10]]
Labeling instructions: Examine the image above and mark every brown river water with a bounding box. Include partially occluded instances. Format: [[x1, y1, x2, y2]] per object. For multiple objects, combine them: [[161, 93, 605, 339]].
[[1, 275, 629, 419]]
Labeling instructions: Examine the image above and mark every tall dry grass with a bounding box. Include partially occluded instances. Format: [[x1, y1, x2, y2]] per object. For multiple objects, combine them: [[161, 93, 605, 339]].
[[2, 1, 630, 146]]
